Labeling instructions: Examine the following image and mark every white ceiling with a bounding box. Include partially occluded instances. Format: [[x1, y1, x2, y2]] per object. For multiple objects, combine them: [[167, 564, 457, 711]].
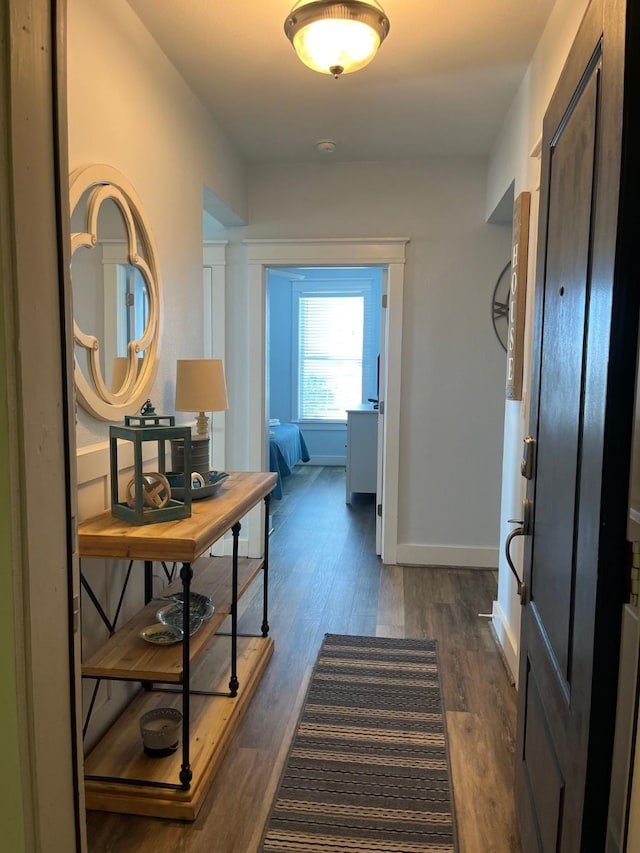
[[126, 0, 556, 165]]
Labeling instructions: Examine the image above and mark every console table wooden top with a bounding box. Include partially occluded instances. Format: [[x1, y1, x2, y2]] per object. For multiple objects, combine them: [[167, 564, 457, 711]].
[[78, 471, 277, 563]]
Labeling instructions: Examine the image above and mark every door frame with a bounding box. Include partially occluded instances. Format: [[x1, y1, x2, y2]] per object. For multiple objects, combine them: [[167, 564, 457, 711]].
[[246, 238, 408, 563], [203, 240, 228, 473], [2, 0, 83, 849], [203, 240, 228, 557], [375, 269, 389, 555], [265, 264, 385, 548]]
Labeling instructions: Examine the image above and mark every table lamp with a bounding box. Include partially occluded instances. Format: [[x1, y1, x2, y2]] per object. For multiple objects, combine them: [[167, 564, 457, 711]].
[[174, 359, 228, 476]]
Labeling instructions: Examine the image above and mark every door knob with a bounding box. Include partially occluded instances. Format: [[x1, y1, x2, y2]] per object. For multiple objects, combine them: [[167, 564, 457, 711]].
[[505, 498, 531, 604]]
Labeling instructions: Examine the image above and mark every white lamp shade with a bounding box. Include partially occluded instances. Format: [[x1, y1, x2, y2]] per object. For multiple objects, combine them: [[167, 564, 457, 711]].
[[175, 359, 229, 413], [285, 1, 390, 76]]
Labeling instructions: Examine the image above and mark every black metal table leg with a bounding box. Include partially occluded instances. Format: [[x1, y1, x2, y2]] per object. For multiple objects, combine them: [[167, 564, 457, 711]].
[[262, 493, 271, 637], [179, 561, 193, 788], [229, 521, 241, 696], [144, 559, 153, 604]]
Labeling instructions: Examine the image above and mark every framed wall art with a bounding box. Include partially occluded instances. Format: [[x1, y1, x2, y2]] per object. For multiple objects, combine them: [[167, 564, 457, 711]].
[[505, 191, 531, 401]]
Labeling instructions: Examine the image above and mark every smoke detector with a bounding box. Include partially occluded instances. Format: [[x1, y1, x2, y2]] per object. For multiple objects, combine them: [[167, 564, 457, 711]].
[[316, 139, 337, 154]]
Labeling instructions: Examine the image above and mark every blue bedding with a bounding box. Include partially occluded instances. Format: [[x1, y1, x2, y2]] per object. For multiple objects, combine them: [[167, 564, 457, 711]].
[[269, 423, 310, 499]]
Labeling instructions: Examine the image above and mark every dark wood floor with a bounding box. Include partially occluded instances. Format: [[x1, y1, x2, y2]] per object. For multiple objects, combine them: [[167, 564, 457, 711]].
[[86, 465, 520, 852]]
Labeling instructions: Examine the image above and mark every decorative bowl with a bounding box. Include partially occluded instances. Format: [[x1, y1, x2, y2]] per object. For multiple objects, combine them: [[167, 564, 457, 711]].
[[156, 602, 206, 636], [164, 590, 213, 610], [165, 470, 229, 501], [139, 707, 182, 757], [157, 595, 213, 620], [139, 623, 183, 644]]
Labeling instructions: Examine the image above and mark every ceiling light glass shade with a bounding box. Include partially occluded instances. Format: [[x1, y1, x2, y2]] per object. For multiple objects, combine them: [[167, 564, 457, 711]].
[[284, 0, 390, 77]]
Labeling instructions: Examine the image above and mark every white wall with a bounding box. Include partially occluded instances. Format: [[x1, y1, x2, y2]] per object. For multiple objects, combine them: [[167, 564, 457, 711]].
[[66, 0, 248, 761], [64, 0, 592, 675], [220, 158, 512, 567], [67, 0, 247, 448], [486, 0, 590, 681]]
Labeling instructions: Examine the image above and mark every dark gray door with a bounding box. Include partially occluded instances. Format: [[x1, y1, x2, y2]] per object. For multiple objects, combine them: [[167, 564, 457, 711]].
[[515, 0, 640, 849]]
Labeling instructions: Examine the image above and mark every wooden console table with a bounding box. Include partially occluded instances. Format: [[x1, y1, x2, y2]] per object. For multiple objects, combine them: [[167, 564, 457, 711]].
[[79, 471, 277, 820]]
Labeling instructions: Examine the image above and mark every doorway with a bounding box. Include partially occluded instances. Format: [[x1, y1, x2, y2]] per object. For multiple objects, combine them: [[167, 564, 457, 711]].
[[266, 265, 383, 545], [245, 238, 408, 563]]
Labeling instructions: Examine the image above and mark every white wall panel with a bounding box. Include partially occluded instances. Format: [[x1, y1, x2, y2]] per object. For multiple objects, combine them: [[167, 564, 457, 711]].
[[67, 0, 246, 448], [225, 160, 511, 561]]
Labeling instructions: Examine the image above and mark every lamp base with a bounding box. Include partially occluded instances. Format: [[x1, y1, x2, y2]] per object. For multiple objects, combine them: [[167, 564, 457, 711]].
[[171, 435, 210, 477]]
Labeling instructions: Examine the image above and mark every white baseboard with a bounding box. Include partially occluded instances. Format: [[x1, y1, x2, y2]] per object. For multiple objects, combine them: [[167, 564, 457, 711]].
[[306, 455, 346, 466], [207, 535, 250, 558], [491, 599, 519, 687], [395, 543, 498, 569]]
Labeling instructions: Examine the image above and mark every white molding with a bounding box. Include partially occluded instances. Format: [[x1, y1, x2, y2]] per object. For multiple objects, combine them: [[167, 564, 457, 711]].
[[380, 262, 404, 564], [491, 599, 520, 686], [529, 134, 543, 159], [4, 1, 81, 849], [203, 241, 227, 478], [307, 455, 345, 466], [247, 249, 268, 558], [295, 422, 346, 432], [396, 543, 499, 569], [247, 237, 408, 562], [246, 237, 409, 260], [202, 240, 228, 265]]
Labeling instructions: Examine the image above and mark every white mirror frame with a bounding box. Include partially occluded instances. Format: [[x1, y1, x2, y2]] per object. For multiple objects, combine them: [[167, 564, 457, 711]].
[[69, 164, 162, 421]]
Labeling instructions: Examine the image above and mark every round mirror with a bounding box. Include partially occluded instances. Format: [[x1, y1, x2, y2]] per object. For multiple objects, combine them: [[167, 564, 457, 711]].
[[69, 165, 161, 420]]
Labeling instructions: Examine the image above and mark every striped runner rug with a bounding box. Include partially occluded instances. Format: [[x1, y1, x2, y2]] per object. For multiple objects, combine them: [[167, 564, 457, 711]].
[[260, 634, 457, 853]]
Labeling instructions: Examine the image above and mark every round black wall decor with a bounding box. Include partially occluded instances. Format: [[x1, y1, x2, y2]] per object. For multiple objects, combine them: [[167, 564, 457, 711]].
[[492, 261, 511, 352]]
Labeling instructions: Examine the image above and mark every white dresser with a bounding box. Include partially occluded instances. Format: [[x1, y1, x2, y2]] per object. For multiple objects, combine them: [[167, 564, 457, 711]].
[[345, 405, 378, 503]]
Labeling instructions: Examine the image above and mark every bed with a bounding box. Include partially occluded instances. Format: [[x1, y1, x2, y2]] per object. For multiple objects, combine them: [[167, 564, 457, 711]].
[[269, 423, 310, 499]]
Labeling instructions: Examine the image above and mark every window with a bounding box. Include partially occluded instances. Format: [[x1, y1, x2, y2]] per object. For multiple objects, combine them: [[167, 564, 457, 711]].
[[294, 281, 376, 421], [116, 264, 149, 355]]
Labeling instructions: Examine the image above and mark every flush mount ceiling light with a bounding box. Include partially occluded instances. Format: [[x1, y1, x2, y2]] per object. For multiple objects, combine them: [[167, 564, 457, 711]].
[[284, 0, 390, 78]]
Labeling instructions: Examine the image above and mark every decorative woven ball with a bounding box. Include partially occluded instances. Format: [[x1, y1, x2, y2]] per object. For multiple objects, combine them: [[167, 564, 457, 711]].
[[125, 472, 171, 509]]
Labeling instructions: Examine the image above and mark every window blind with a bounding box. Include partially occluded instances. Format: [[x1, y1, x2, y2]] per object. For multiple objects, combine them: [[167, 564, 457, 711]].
[[298, 294, 364, 420]]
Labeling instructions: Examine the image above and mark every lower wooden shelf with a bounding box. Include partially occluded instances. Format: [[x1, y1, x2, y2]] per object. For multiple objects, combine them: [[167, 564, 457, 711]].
[[82, 556, 264, 683], [84, 633, 274, 820]]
